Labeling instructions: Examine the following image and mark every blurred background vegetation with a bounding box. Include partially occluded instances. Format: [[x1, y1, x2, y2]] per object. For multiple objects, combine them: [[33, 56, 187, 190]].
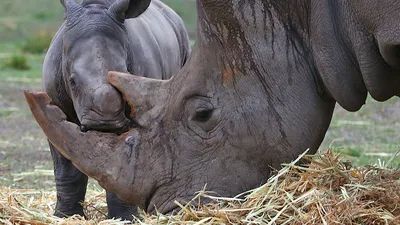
[[0, 0, 196, 72], [0, 0, 398, 190]]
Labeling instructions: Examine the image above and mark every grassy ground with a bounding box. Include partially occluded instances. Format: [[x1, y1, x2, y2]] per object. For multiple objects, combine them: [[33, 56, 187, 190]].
[[321, 97, 400, 166], [0, 0, 398, 194]]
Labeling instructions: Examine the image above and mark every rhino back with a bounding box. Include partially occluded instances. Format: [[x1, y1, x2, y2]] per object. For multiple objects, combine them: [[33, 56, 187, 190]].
[[124, 0, 190, 79]]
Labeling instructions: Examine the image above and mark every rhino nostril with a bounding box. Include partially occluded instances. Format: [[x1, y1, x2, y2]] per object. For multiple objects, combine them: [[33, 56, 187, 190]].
[[124, 136, 136, 158], [81, 125, 89, 132], [125, 136, 135, 146]]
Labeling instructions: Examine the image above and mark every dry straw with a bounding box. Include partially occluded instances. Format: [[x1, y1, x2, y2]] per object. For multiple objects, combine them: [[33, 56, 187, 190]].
[[1, 149, 399, 224]]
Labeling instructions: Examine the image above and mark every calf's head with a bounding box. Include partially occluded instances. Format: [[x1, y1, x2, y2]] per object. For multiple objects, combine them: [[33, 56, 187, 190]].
[[60, 0, 150, 132]]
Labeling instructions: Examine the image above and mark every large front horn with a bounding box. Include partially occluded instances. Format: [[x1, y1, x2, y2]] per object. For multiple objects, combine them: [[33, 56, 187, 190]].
[[24, 90, 148, 206], [108, 71, 168, 125]]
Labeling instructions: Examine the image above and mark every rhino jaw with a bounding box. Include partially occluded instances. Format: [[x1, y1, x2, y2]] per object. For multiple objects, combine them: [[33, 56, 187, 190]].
[[24, 90, 146, 206]]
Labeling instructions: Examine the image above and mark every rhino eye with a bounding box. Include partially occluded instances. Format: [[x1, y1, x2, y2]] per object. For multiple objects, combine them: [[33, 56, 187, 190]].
[[193, 108, 213, 122], [69, 77, 76, 86]]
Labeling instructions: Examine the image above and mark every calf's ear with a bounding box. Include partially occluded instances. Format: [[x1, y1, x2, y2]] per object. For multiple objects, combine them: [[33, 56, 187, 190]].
[[60, 0, 82, 20], [108, 0, 151, 22]]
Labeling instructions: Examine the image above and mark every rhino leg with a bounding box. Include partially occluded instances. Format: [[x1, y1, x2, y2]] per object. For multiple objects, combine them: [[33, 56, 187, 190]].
[[49, 141, 88, 218], [106, 192, 138, 220]]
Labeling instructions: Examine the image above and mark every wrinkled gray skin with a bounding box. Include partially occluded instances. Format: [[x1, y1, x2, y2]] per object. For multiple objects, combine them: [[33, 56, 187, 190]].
[[32, 0, 399, 215], [41, 0, 190, 219]]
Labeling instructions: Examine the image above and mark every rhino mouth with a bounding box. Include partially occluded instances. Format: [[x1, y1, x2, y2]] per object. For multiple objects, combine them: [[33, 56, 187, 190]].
[[80, 111, 131, 133], [147, 197, 184, 215], [80, 116, 130, 133], [146, 184, 194, 215]]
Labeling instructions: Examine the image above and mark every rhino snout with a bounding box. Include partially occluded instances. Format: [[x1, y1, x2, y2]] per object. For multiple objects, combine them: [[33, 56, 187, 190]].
[[93, 85, 124, 116], [78, 84, 130, 133]]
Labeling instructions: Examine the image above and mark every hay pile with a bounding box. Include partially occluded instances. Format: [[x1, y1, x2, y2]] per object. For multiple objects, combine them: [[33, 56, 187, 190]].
[[1, 149, 399, 224], [0, 187, 113, 224]]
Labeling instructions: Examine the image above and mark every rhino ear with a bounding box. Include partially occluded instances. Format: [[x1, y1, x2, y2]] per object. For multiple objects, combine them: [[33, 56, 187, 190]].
[[60, 0, 82, 20], [108, 0, 151, 22]]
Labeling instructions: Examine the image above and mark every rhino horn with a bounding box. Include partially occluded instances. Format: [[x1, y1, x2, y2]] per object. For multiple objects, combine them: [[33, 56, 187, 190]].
[[24, 90, 137, 203], [108, 71, 167, 124]]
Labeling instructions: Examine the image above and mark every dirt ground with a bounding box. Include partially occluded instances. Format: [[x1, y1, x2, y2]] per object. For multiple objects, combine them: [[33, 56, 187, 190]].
[[0, 78, 54, 189]]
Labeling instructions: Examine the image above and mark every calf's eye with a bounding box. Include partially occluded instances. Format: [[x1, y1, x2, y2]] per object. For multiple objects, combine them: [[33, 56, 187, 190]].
[[69, 77, 76, 86]]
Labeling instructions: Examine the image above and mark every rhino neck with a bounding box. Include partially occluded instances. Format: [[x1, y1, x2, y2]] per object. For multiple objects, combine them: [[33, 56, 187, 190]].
[[310, 0, 368, 111]]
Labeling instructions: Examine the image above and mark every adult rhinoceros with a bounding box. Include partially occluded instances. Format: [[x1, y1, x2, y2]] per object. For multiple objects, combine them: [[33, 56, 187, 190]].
[[26, 0, 399, 215], [40, 0, 190, 219]]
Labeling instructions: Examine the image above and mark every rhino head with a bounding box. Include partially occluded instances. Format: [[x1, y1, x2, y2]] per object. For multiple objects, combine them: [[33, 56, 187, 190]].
[[57, 0, 150, 132], [27, 0, 400, 214]]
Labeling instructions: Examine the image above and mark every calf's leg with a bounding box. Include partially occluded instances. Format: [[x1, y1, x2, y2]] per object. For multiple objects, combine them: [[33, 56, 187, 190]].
[[49, 141, 88, 217]]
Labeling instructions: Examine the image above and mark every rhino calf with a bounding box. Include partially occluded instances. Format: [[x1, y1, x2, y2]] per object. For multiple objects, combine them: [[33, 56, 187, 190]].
[[41, 0, 190, 220]]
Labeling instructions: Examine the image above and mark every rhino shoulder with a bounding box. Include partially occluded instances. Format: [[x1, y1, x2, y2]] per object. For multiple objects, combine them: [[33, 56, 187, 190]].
[[152, 0, 191, 63], [124, 1, 191, 79]]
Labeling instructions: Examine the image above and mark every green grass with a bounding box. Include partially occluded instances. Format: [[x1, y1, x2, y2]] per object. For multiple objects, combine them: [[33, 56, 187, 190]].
[[0, 107, 20, 118], [321, 96, 400, 167], [2, 54, 30, 70], [22, 30, 54, 54], [0, 0, 63, 43], [0, 0, 196, 43], [0, 52, 44, 81]]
